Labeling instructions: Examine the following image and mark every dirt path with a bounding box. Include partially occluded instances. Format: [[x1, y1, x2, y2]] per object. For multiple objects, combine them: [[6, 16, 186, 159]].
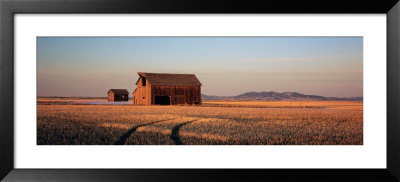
[[170, 119, 197, 145], [115, 118, 177, 145]]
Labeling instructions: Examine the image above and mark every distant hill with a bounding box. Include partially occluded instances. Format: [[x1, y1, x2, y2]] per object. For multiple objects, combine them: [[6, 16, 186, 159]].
[[201, 91, 363, 101]]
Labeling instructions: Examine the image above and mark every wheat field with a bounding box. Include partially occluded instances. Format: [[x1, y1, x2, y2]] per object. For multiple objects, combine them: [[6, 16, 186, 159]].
[[37, 98, 363, 145]]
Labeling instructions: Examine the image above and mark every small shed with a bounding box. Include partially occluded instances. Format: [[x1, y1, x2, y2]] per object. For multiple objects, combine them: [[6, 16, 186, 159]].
[[107, 89, 129, 102]]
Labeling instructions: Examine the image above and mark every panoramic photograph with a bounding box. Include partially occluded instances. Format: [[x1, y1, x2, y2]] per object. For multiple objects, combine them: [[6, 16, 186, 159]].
[[37, 37, 363, 145]]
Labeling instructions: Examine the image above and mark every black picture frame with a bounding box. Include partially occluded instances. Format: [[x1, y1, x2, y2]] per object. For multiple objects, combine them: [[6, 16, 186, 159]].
[[1, 0, 399, 181]]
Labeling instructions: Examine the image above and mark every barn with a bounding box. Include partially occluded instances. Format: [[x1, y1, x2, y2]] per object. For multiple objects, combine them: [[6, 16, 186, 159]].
[[107, 89, 129, 102], [133, 72, 202, 105]]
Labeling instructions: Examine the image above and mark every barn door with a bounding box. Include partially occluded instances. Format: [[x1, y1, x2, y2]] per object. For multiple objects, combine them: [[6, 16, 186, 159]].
[[155, 96, 170, 105]]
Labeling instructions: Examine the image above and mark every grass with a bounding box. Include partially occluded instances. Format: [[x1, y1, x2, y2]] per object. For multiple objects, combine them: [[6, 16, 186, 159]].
[[203, 100, 363, 110], [37, 98, 363, 145]]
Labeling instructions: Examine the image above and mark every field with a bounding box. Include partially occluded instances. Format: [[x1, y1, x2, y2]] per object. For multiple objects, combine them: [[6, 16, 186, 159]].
[[37, 98, 363, 145]]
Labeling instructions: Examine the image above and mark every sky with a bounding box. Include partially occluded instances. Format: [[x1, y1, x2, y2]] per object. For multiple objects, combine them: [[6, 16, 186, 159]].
[[37, 37, 363, 97]]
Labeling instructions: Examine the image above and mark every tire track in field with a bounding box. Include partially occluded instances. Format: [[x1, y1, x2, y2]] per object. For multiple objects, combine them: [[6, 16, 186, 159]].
[[115, 118, 177, 145], [170, 119, 198, 145]]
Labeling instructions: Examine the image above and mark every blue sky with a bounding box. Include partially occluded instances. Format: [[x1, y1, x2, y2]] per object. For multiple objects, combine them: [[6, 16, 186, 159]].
[[37, 37, 363, 97]]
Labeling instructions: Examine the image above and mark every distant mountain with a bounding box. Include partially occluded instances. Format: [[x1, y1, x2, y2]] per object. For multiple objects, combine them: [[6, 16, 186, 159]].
[[201, 91, 363, 101]]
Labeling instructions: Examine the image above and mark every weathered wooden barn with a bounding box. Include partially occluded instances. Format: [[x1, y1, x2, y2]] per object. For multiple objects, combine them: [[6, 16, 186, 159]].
[[133, 72, 202, 105], [107, 89, 129, 102]]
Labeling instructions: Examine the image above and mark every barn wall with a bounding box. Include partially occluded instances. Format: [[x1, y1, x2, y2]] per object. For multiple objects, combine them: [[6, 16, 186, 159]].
[[151, 86, 201, 105], [133, 77, 152, 105], [108, 93, 114, 102]]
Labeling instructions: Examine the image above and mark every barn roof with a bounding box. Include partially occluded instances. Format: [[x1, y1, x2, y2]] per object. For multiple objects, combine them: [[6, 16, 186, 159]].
[[136, 72, 202, 86], [107, 89, 129, 95]]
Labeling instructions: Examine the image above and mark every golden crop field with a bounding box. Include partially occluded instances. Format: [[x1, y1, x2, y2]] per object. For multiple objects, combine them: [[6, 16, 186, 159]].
[[37, 98, 363, 145]]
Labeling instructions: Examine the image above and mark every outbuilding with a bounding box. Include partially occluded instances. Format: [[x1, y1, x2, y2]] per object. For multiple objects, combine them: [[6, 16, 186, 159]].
[[133, 72, 202, 105], [107, 89, 129, 102]]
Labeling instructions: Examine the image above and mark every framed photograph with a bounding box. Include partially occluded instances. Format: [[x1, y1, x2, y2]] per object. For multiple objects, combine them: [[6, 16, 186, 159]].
[[1, 0, 399, 181]]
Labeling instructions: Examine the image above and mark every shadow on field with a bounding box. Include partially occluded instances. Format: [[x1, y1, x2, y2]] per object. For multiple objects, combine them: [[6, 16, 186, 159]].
[[115, 118, 177, 145], [170, 119, 198, 145]]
